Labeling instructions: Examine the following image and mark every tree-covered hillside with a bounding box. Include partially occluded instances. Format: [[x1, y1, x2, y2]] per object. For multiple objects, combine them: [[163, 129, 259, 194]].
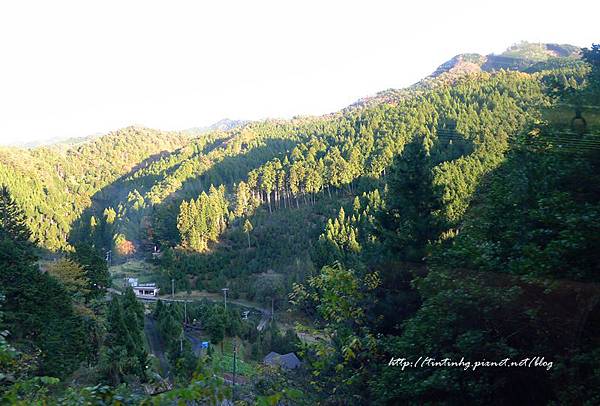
[[69, 63, 588, 301], [291, 44, 600, 405], [0, 43, 586, 257], [0, 127, 190, 251]]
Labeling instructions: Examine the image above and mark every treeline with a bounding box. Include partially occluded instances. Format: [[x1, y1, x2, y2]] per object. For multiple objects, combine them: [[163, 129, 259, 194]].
[[82, 131, 299, 257], [0, 50, 589, 261], [0, 62, 569, 257], [170, 68, 555, 253]]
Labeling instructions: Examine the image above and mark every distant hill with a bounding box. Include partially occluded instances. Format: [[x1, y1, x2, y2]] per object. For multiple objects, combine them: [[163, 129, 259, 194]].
[[14, 133, 103, 149], [183, 118, 248, 135], [425, 41, 582, 82], [348, 42, 583, 110], [0, 126, 192, 250], [10, 118, 245, 149], [502, 41, 580, 60]]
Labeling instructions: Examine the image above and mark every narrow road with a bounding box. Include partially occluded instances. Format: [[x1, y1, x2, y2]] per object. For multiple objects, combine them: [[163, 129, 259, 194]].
[[137, 294, 271, 331], [144, 316, 170, 378], [257, 311, 271, 332]]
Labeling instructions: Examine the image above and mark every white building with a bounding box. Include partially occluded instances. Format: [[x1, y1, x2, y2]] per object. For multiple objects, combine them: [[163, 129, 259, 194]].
[[132, 283, 160, 297]]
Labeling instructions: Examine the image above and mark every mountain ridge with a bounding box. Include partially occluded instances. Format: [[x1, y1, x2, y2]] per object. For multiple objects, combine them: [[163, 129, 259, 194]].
[[347, 41, 582, 110], [425, 41, 582, 81], [0, 41, 590, 253]]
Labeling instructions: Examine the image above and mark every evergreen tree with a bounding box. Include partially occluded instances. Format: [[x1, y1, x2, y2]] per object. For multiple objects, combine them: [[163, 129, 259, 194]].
[[122, 287, 145, 330], [102, 295, 147, 384], [203, 306, 226, 351], [243, 219, 253, 248], [69, 244, 110, 299], [0, 185, 36, 263], [0, 187, 89, 377], [235, 181, 250, 217], [377, 136, 444, 262]]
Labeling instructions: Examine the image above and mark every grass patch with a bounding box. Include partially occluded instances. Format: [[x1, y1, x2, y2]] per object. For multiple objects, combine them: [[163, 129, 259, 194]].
[[189, 335, 258, 377], [109, 260, 159, 288], [211, 350, 256, 377]]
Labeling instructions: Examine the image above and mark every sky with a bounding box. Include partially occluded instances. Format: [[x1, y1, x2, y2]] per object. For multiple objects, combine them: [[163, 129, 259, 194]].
[[0, 0, 597, 146]]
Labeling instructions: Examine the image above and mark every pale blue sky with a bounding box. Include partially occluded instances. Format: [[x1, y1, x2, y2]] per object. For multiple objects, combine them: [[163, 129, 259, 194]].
[[0, 0, 597, 145]]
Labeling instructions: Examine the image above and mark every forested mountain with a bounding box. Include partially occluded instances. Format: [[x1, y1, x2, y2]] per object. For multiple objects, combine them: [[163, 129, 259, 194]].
[[1, 43, 599, 404], [351, 42, 584, 110], [429, 41, 581, 79], [0, 42, 585, 256], [0, 127, 190, 251]]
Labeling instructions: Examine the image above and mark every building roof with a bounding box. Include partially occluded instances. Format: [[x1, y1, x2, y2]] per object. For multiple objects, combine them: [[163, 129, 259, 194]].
[[263, 351, 301, 369], [263, 351, 280, 364], [133, 285, 158, 290]]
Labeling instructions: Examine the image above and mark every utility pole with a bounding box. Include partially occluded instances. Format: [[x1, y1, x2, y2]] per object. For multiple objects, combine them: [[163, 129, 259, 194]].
[[184, 300, 187, 324], [232, 338, 237, 401], [222, 288, 229, 312], [171, 279, 175, 299], [271, 297, 274, 322], [105, 250, 112, 267]]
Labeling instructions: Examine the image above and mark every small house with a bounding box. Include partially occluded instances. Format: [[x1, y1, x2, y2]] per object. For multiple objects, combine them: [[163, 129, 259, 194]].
[[263, 351, 301, 370]]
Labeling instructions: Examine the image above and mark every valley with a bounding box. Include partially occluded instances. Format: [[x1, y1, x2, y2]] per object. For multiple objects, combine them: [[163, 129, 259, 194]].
[[1, 41, 599, 404]]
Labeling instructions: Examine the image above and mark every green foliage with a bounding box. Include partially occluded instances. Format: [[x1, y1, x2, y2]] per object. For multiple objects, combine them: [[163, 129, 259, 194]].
[[177, 185, 228, 251], [0, 185, 36, 262], [0, 188, 92, 378], [68, 243, 110, 299], [100, 294, 148, 385], [290, 263, 381, 402], [203, 306, 226, 346], [121, 287, 145, 331], [377, 136, 445, 262], [253, 273, 286, 306], [0, 127, 190, 251], [292, 46, 600, 404]]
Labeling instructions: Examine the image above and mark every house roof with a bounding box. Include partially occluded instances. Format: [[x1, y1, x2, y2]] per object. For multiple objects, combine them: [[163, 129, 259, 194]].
[[263, 351, 301, 369], [278, 353, 301, 369], [133, 285, 158, 290], [263, 351, 280, 364]]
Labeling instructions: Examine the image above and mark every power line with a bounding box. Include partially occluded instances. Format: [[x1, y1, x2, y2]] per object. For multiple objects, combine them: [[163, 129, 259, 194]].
[[416, 129, 600, 154], [432, 128, 600, 141]]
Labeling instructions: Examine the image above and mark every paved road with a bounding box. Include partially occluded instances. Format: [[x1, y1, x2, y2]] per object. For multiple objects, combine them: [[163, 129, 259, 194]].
[[144, 316, 170, 378], [136, 294, 271, 331]]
